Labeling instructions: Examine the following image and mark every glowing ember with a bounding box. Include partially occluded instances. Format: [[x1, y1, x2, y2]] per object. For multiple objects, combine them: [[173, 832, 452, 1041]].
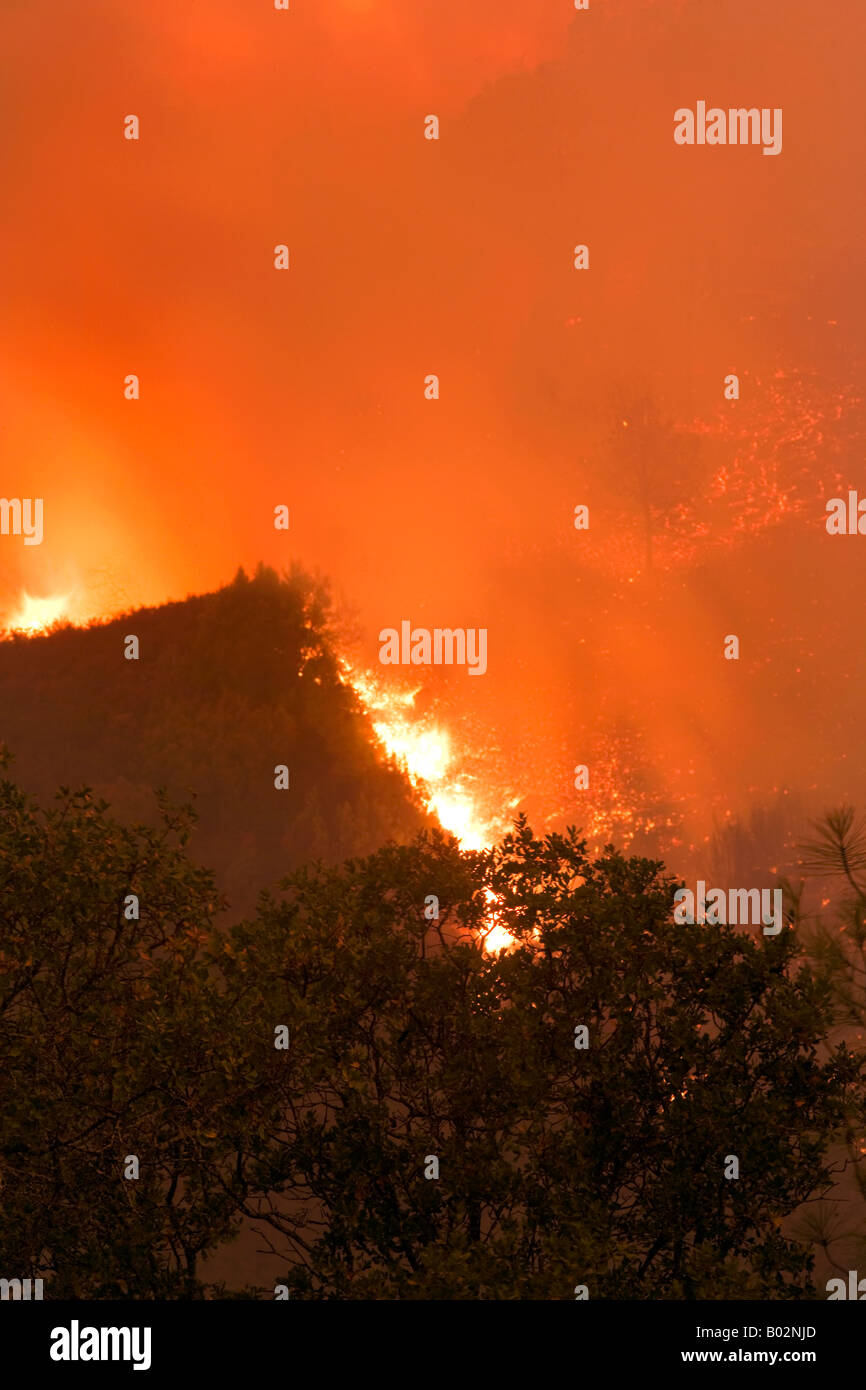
[[482, 925, 516, 954], [8, 591, 71, 634], [479, 888, 516, 955]]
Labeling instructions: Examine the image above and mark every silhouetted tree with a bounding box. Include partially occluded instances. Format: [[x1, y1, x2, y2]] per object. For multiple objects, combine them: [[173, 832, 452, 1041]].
[[788, 808, 866, 1276], [0, 755, 255, 1296], [609, 396, 704, 574], [227, 816, 854, 1298], [1, 765, 856, 1299]]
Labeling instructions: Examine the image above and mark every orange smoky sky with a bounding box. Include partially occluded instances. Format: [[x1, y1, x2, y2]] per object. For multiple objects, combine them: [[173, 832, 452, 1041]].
[[1, 0, 865, 861]]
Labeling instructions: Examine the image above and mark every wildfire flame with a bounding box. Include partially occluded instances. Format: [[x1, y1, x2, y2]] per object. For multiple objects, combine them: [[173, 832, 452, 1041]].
[[7, 591, 71, 634], [3, 612, 520, 942], [343, 662, 515, 951], [346, 665, 497, 850]]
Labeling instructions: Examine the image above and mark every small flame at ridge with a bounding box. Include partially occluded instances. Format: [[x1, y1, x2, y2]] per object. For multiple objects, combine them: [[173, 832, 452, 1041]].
[[8, 591, 71, 634]]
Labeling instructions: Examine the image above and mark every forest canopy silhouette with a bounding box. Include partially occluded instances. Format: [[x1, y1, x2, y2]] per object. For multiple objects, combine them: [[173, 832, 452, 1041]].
[[0, 746, 863, 1298]]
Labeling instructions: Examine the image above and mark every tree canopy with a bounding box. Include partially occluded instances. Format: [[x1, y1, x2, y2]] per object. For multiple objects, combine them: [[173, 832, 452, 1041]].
[[0, 764, 858, 1298]]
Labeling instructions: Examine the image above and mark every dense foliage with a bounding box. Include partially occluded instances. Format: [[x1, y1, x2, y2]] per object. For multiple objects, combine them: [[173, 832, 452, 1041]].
[[0, 763, 857, 1299]]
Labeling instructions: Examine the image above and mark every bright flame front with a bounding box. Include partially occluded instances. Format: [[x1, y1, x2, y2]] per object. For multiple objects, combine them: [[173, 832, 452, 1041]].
[[343, 662, 517, 951], [8, 591, 71, 634], [347, 664, 498, 851]]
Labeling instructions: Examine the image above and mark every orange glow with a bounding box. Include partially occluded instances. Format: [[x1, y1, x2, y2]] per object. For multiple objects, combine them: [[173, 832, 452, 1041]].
[[7, 592, 71, 635], [2, 0, 861, 965], [343, 662, 519, 949], [344, 663, 498, 851], [428, 790, 488, 853], [479, 888, 517, 955]]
